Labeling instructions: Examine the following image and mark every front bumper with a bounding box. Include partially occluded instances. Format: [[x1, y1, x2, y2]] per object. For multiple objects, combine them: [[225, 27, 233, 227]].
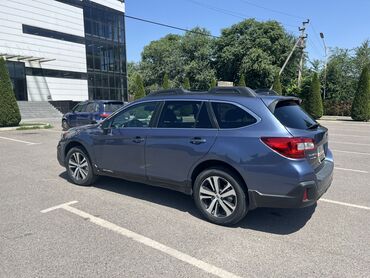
[[57, 141, 66, 167], [248, 160, 334, 209]]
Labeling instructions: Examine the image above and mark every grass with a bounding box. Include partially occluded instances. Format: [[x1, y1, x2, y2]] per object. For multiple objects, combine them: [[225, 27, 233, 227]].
[[16, 123, 53, 130]]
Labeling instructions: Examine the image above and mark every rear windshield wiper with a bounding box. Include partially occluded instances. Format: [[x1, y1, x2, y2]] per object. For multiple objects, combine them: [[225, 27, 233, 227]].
[[307, 123, 320, 130]]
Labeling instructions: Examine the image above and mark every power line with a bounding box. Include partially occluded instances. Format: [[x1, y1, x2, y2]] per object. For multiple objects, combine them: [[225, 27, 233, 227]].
[[125, 15, 219, 38], [238, 0, 305, 20], [310, 23, 326, 52], [184, 0, 299, 28]]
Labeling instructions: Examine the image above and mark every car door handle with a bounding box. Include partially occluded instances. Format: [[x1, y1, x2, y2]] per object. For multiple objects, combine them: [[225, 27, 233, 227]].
[[190, 137, 206, 145], [132, 136, 145, 143]]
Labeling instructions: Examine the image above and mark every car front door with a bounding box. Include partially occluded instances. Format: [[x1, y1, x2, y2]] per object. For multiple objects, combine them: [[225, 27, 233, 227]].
[[69, 103, 86, 127], [145, 101, 218, 189], [96, 101, 159, 180]]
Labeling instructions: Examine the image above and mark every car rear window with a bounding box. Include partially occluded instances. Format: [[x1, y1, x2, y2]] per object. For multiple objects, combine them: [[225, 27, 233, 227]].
[[273, 101, 317, 130], [211, 102, 257, 129], [104, 102, 123, 113]]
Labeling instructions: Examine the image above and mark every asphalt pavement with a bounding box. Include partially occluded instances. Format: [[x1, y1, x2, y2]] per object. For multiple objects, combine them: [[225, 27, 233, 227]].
[[0, 119, 369, 277]]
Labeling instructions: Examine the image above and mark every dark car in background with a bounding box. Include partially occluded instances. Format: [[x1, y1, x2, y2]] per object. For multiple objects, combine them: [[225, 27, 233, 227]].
[[58, 87, 333, 225], [62, 100, 124, 130]]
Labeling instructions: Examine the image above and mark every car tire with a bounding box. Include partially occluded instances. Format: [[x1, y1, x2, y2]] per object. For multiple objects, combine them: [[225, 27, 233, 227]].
[[65, 147, 97, 186], [62, 120, 69, 131], [193, 167, 248, 226]]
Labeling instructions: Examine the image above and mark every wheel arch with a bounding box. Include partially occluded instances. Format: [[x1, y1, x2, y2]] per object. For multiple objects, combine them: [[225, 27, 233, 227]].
[[64, 141, 90, 159], [190, 160, 248, 194]]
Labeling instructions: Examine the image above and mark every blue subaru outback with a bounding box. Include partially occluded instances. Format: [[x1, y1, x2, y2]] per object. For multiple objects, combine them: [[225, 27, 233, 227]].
[[57, 87, 333, 225], [62, 100, 124, 130]]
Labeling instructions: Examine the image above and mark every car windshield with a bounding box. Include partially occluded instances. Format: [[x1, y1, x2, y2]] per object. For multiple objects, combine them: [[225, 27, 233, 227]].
[[104, 102, 123, 113], [274, 101, 317, 130]]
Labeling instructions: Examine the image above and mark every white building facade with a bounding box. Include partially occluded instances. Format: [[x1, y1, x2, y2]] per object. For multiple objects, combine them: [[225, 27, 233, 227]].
[[0, 0, 127, 102]]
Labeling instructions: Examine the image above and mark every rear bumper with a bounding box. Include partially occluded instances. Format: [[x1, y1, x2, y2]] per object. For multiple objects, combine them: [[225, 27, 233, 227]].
[[248, 160, 334, 209]]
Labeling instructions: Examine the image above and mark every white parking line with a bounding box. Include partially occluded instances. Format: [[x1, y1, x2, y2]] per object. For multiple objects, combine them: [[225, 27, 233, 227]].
[[329, 133, 368, 138], [41, 201, 242, 278], [330, 141, 370, 147], [0, 136, 40, 145], [335, 167, 369, 174], [332, 149, 370, 156], [320, 199, 370, 211]]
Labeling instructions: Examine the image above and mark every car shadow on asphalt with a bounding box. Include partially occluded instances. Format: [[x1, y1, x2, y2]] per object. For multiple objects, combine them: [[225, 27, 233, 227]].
[[59, 173, 316, 235]]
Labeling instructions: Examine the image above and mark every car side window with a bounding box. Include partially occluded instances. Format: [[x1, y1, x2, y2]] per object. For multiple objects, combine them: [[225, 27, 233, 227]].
[[86, 102, 96, 112], [73, 103, 84, 113], [110, 102, 158, 128], [196, 103, 213, 129], [211, 102, 257, 129], [158, 101, 202, 128]]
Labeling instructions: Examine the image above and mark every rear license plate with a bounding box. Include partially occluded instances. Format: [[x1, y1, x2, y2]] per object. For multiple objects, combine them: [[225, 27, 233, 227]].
[[318, 145, 325, 162]]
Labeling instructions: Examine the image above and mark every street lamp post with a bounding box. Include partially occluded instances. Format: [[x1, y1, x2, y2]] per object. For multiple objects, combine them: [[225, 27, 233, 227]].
[[320, 32, 328, 99]]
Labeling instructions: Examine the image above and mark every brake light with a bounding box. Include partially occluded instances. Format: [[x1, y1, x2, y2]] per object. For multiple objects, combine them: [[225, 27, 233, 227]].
[[261, 137, 315, 159], [100, 113, 110, 119]]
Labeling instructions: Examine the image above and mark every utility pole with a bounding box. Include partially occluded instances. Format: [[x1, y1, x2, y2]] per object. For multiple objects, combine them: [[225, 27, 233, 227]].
[[320, 32, 328, 99], [271, 19, 310, 90], [297, 19, 309, 89]]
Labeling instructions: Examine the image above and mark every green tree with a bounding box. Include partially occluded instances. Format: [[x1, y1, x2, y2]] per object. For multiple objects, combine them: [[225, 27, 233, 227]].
[[134, 74, 145, 100], [351, 65, 370, 121], [0, 57, 21, 127], [305, 73, 323, 119], [140, 34, 183, 90], [272, 73, 282, 94], [127, 62, 141, 97], [214, 19, 299, 89], [325, 48, 356, 100], [183, 77, 191, 90], [238, 75, 246, 86], [140, 28, 216, 91], [181, 28, 217, 90], [162, 73, 170, 89]]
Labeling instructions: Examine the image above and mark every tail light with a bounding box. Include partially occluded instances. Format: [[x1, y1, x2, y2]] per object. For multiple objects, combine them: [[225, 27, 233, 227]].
[[100, 113, 110, 119], [261, 137, 315, 159]]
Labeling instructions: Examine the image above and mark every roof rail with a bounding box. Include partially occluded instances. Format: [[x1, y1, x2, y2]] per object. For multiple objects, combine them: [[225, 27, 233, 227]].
[[254, 89, 279, 96], [208, 86, 256, 97], [148, 88, 189, 96]]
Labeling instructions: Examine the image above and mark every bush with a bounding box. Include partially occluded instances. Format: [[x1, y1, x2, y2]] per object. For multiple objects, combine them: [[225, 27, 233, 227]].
[[0, 57, 21, 127], [324, 100, 352, 116], [305, 73, 323, 119], [351, 65, 370, 121]]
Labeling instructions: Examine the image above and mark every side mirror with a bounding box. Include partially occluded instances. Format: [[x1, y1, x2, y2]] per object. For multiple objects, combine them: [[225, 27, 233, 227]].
[[101, 120, 111, 135]]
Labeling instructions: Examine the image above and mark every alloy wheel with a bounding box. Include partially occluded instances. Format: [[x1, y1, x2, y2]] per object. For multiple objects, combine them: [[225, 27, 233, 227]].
[[199, 176, 237, 218], [68, 152, 89, 181]]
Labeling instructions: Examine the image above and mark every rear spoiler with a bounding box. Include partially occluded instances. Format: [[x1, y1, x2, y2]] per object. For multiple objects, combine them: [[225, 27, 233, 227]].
[[263, 97, 302, 113]]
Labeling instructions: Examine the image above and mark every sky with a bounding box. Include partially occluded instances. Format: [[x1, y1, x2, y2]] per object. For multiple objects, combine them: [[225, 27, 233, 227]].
[[125, 0, 370, 64]]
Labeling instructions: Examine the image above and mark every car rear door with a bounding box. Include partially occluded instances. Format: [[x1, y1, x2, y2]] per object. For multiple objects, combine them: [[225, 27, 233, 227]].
[[76, 102, 93, 126], [145, 101, 218, 188], [69, 103, 86, 127]]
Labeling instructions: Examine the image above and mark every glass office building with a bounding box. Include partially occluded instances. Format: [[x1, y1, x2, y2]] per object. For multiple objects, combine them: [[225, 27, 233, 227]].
[[0, 0, 127, 102]]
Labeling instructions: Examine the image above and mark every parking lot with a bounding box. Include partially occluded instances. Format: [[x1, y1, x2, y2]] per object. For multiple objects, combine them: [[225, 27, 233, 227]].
[[0, 119, 369, 278]]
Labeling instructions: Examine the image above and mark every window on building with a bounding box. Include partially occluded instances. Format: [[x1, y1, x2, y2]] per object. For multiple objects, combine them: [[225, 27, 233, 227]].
[[83, 2, 127, 101], [5, 61, 27, 101]]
